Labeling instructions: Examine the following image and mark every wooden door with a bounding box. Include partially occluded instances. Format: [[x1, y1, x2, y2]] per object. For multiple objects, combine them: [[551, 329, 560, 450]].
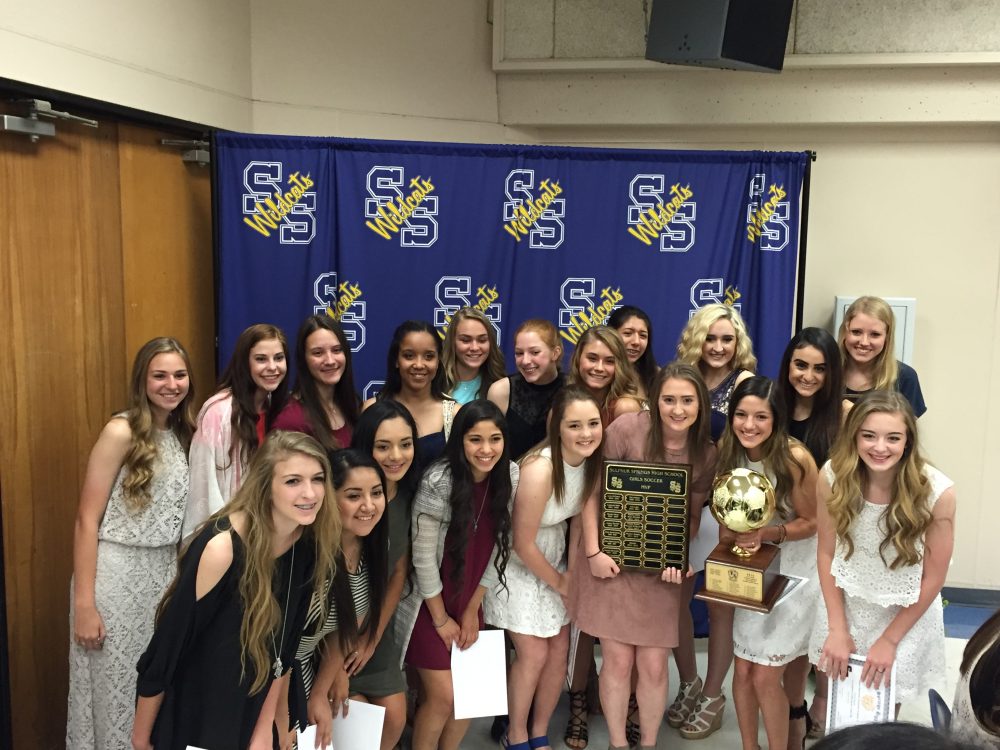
[[0, 110, 213, 749]]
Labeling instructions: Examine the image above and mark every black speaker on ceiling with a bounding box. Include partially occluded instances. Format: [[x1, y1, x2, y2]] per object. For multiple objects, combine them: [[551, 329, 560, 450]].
[[645, 0, 794, 73]]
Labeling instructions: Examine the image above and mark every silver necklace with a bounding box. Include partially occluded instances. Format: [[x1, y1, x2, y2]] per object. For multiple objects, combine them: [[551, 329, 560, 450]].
[[270, 543, 296, 679], [472, 477, 491, 532]]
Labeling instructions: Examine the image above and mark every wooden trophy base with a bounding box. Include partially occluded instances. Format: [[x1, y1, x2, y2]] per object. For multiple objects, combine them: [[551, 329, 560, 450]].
[[694, 542, 788, 613]]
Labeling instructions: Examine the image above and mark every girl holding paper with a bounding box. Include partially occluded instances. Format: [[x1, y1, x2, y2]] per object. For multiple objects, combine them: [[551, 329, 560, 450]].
[[483, 387, 605, 750], [811, 391, 954, 712], [572, 363, 717, 750], [293, 449, 390, 750], [717, 376, 818, 750], [396, 399, 517, 750], [132, 430, 340, 750]]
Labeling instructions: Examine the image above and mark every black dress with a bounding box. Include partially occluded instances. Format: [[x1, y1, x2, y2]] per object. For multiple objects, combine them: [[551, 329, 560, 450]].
[[136, 520, 315, 750], [506, 372, 566, 459]]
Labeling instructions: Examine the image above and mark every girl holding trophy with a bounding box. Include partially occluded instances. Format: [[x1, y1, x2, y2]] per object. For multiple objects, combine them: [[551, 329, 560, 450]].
[[716, 376, 818, 750]]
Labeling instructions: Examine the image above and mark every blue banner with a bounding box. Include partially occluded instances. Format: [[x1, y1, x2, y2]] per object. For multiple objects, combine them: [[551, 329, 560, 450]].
[[216, 134, 807, 396]]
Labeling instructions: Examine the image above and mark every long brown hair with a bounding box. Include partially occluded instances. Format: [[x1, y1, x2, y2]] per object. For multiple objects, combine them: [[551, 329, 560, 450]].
[[441, 307, 506, 399], [157, 431, 340, 694], [293, 315, 360, 451], [216, 323, 289, 470], [645, 362, 711, 469], [568, 326, 642, 414], [122, 337, 197, 511], [962, 607, 1000, 737], [716, 376, 805, 520], [826, 391, 931, 568]]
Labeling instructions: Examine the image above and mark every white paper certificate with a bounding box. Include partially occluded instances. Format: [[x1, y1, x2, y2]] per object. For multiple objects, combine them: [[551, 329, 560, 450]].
[[296, 699, 386, 750], [451, 629, 509, 720], [826, 653, 897, 732]]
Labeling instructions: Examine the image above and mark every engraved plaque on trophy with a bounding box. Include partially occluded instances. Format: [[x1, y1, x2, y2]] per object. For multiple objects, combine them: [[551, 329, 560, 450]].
[[600, 460, 690, 572], [695, 467, 788, 613]]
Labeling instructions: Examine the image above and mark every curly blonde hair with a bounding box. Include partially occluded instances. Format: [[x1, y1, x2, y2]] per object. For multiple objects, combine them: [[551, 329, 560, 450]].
[[122, 338, 196, 511], [838, 296, 898, 391], [827, 390, 931, 569], [160, 430, 341, 695], [441, 307, 506, 399], [568, 327, 642, 413], [676, 303, 757, 375]]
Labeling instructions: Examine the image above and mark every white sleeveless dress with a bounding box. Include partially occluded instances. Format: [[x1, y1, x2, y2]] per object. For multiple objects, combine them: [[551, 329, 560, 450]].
[[484, 447, 586, 638], [67, 425, 188, 749], [732, 459, 820, 666], [808, 461, 951, 701]]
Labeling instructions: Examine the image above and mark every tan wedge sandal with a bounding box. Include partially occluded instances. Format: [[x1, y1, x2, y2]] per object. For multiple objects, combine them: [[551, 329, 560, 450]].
[[679, 693, 725, 740], [666, 676, 703, 728]]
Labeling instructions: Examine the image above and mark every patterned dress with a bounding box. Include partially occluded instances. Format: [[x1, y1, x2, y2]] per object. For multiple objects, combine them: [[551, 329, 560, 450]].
[[66, 424, 188, 750]]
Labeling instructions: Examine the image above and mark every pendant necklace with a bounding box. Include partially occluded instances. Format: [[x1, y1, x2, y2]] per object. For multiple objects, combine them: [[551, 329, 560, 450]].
[[472, 477, 491, 532], [270, 543, 296, 679]]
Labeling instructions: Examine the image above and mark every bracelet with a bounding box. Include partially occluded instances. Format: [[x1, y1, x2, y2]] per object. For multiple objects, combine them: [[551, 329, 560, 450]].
[[776, 524, 787, 545], [432, 615, 449, 629], [586, 550, 602, 559]]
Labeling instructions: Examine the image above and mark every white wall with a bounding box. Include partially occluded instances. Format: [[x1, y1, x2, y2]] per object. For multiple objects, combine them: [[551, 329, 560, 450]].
[[0, 0, 253, 129]]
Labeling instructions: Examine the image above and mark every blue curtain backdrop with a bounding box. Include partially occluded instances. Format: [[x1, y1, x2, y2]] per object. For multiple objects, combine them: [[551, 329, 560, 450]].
[[216, 134, 807, 395]]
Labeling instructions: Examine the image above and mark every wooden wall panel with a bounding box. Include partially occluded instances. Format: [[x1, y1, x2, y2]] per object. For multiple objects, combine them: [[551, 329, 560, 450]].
[[0, 117, 127, 749], [118, 123, 215, 395]]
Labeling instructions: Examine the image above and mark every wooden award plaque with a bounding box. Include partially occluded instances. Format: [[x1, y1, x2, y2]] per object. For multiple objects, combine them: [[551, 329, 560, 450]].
[[600, 460, 690, 572], [695, 542, 788, 613]]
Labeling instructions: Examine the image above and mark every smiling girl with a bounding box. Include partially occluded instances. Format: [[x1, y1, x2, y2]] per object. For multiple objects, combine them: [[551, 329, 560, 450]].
[[273, 315, 360, 450], [184, 324, 289, 539], [396, 400, 517, 750], [811, 391, 953, 715], [442, 307, 506, 405], [292, 449, 390, 750], [839, 296, 926, 417], [676, 303, 756, 441], [717, 377, 818, 750], [67, 338, 196, 750], [568, 326, 644, 428], [488, 318, 566, 460], [484, 388, 605, 750], [365, 320, 458, 465]]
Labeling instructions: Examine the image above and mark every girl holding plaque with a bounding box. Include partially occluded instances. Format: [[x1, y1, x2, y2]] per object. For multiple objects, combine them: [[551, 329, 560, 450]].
[[487, 318, 566, 461], [571, 363, 718, 750], [609, 305, 658, 401], [811, 391, 954, 716], [396, 400, 517, 750], [839, 296, 926, 416], [483, 388, 604, 750], [183, 324, 289, 539], [717, 377, 818, 750], [364, 320, 459, 465], [133, 431, 340, 750], [273, 315, 360, 450], [441, 306, 506, 404]]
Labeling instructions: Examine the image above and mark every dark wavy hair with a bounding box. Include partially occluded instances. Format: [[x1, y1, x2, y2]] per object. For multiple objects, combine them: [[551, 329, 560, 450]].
[[351, 399, 422, 499], [716, 376, 807, 520], [439, 399, 512, 591], [292, 315, 360, 451], [779, 327, 844, 464], [216, 324, 290, 470], [962, 607, 1000, 738], [608, 305, 658, 396], [327, 449, 390, 655], [813, 721, 980, 750], [377, 320, 447, 401]]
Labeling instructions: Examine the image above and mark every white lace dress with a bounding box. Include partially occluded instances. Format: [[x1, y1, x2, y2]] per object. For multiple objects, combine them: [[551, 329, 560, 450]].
[[66, 425, 189, 750], [808, 462, 952, 701], [733, 459, 820, 666], [484, 448, 585, 638]]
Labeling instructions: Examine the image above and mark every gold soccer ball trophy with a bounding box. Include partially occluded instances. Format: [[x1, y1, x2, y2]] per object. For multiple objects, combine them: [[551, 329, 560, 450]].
[[709, 467, 777, 558]]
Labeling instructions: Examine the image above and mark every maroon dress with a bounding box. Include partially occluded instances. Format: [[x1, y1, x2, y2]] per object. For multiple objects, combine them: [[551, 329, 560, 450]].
[[271, 398, 352, 448], [405, 479, 495, 670]]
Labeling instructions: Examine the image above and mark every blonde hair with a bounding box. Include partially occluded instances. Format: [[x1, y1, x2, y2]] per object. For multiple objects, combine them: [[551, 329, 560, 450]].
[[441, 307, 506, 398], [826, 391, 931, 569], [568, 327, 642, 413], [838, 296, 898, 391], [122, 338, 196, 511], [160, 431, 341, 694], [676, 303, 757, 374]]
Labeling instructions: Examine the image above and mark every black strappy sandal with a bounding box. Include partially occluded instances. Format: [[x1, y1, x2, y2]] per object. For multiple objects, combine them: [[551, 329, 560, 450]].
[[565, 689, 589, 749], [789, 700, 814, 749], [626, 693, 640, 748]]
